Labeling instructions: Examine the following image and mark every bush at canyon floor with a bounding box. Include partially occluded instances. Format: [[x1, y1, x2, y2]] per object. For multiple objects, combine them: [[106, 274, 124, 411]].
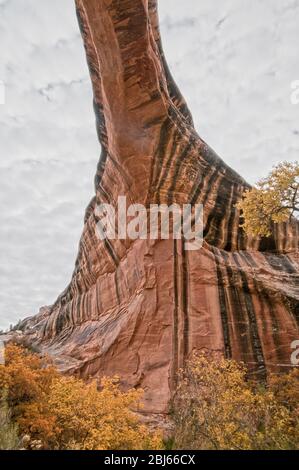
[[0, 344, 162, 450], [172, 353, 299, 450], [0, 344, 298, 450]]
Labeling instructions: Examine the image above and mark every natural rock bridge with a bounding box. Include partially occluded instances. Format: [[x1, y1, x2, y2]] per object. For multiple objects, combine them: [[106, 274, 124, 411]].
[[13, 0, 299, 414]]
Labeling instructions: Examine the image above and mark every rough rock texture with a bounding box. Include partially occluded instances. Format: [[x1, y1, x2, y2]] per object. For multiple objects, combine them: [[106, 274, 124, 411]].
[[13, 0, 299, 414]]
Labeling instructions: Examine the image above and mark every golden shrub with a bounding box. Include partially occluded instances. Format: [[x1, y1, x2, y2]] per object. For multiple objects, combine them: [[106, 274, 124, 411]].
[[0, 344, 162, 450], [172, 353, 299, 450]]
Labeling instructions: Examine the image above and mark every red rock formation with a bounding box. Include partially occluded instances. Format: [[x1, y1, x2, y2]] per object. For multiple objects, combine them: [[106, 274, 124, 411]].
[[16, 0, 299, 414]]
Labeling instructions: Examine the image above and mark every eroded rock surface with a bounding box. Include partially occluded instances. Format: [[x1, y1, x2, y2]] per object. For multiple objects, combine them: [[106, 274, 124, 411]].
[[12, 0, 299, 413]]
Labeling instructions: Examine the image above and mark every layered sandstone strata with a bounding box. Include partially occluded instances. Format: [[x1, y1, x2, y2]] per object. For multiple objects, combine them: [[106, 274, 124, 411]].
[[14, 0, 299, 414]]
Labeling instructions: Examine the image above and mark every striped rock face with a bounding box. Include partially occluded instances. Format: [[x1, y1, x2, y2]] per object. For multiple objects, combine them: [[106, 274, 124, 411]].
[[18, 0, 299, 414]]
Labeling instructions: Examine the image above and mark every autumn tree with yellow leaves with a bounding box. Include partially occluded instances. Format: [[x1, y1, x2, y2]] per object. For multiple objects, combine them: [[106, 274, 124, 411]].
[[237, 161, 299, 237], [172, 353, 299, 450], [0, 344, 162, 450]]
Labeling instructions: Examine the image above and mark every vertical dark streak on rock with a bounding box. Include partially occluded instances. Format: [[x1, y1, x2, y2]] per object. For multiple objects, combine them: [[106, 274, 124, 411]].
[[232, 254, 266, 380], [172, 239, 179, 387], [213, 248, 232, 358], [258, 286, 285, 368], [224, 185, 238, 251], [147, 118, 171, 204], [103, 237, 120, 267], [114, 270, 120, 305], [156, 127, 180, 198], [95, 280, 102, 317], [203, 184, 223, 241], [181, 240, 189, 360], [221, 251, 252, 362], [167, 138, 196, 205]]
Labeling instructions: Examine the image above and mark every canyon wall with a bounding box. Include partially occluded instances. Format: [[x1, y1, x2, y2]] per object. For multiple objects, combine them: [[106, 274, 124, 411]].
[[15, 0, 299, 414]]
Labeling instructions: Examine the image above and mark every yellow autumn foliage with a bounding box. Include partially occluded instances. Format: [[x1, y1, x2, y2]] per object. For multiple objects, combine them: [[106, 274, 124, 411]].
[[0, 344, 162, 450], [237, 161, 299, 237], [172, 353, 299, 450], [1, 344, 298, 450]]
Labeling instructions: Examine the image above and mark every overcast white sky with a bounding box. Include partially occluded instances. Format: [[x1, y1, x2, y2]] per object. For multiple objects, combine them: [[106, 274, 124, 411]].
[[0, 0, 298, 330]]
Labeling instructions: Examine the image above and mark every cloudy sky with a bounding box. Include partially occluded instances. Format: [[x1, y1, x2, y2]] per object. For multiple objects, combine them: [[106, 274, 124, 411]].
[[0, 0, 298, 330]]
